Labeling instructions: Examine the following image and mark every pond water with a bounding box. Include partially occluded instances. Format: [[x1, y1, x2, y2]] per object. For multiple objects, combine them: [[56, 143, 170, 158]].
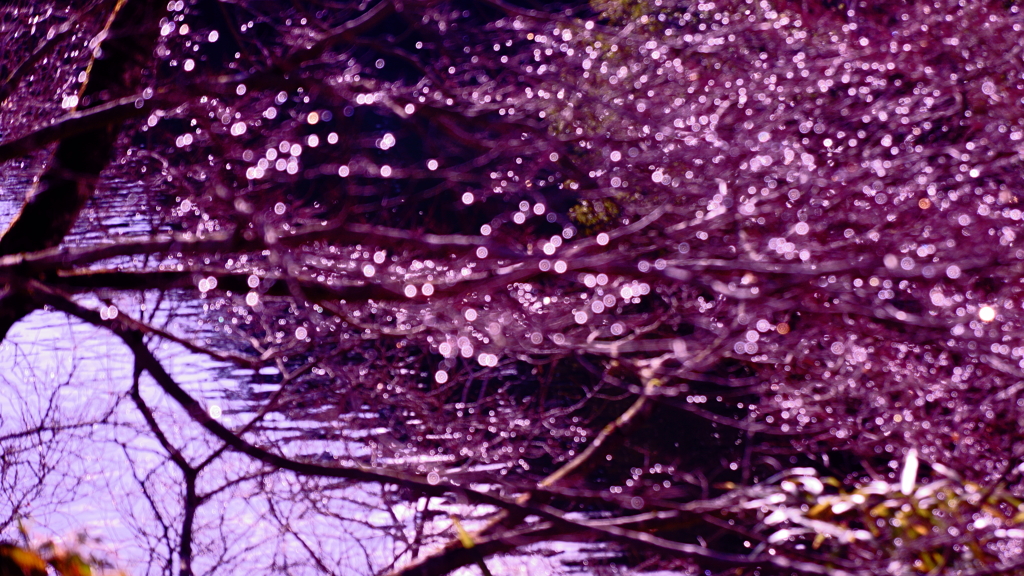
[[0, 173, 603, 575]]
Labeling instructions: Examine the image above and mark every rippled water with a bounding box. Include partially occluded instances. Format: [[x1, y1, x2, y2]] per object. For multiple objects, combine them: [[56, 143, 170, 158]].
[[0, 173, 594, 575]]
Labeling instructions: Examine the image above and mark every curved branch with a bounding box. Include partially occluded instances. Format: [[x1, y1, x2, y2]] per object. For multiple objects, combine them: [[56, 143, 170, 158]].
[[28, 280, 867, 576]]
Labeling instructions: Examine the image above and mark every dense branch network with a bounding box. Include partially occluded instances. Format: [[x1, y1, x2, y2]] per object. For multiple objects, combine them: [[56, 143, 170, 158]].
[[5, 1, 1024, 576]]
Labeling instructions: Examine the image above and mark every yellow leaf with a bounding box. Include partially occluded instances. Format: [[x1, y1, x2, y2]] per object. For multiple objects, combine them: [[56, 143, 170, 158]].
[[0, 544, 49, 576], [449, 516, 475, 550]]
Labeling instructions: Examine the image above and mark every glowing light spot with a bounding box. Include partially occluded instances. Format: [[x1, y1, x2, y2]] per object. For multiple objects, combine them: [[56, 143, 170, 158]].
[[435, 371, 448, 384], [338, 165, 350, 177], [236, 84, 246, 96], [979, 305, 996, 322], [404, 103, 415, 114], [209, 405, 222, 419], [245, 292, 259, 306], [99, 305, 119, 320], [404, 285, 417, 298], [919, 198, 931, 209], [777, 323, 791, 335], [421, 283, 434, 296], [380, 165, 392, 177], [295, 327, 308, 339], [183, 59, 194, 71], [307, 112, 319, 125], [462, 192, 475, 205], [230, 122, 246, 136], [363, 264, 375, 277], [596, 233, 610, 246], [427, 159, 439, 171]]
